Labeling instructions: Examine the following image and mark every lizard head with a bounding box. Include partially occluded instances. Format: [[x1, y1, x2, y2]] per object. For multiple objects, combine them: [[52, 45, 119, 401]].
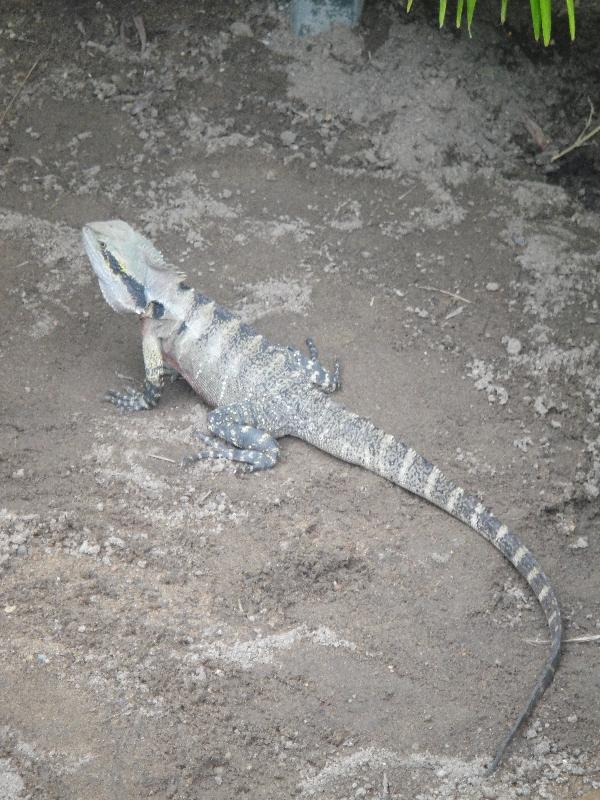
[[82, 220, 171, 314]]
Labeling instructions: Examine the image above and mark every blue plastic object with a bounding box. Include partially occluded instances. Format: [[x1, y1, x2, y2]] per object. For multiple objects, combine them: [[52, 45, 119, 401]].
[[290, 0, 364, 36]]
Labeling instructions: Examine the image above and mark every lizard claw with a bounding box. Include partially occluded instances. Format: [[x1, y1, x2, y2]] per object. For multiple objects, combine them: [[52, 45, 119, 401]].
[[104, 388, 149, 411]]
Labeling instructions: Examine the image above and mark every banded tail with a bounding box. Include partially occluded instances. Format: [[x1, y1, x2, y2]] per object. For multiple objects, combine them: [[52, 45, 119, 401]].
[[301, 394, 561, 771]]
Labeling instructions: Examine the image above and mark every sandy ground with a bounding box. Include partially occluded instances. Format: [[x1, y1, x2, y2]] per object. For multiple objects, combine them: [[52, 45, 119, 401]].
[[1, 2, 599, 798]]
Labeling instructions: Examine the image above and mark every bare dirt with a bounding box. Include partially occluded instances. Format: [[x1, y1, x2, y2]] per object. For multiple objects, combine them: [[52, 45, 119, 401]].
[[1, 2, 599, 798]]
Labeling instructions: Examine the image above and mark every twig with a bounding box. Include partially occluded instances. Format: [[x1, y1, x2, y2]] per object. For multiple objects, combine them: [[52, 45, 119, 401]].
[[551, 100, 600, 162], [148, 453, 176, 464], [525, 634, 600, 645], [198, 489, 212, 504], [0, 52, 46, 129], [398, 185, 416, 202], [133, 15, 147, 55], [415, 284, 472, 304], [382, 771, 390, 797]]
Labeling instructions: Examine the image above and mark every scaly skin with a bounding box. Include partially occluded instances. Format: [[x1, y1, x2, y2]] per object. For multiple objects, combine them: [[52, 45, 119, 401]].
[[82, 220, 561, 772]]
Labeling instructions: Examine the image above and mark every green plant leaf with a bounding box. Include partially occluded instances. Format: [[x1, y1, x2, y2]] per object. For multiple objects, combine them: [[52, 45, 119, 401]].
[[466, 0, 478, 33], [540, 0, 552, 44], [407, 0, 414, 12], [456, 0, 465, 28], [439, 0, 448, 27], [529, 0, 541, 40], [500, 0, 508, 24], [565, 0, 575, 39]]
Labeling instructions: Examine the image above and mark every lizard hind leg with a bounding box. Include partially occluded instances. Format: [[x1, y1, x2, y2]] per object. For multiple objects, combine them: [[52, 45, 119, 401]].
[[183, 403, 280, 472]]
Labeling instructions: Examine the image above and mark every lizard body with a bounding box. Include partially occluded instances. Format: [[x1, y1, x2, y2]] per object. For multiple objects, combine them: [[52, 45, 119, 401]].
[[82, 219, 561, 771]]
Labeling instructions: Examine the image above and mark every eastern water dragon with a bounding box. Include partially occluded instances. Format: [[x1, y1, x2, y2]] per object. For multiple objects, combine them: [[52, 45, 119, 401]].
[[82, 219, 562, 772]]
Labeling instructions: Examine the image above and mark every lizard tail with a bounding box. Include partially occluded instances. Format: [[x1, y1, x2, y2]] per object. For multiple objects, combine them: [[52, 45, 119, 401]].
[[301, 394, 561, 771]]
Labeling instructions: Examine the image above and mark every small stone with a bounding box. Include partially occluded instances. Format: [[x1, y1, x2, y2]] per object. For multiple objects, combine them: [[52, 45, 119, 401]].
[[584, 481, 599, 500], [534, 395, 549, 416], [486, 282, 500, 291], [569, 536, 588, 550], [505, 337, 522, 356], [280, 130, 296, 147], [11, 469, 25, 479], [266, 170, 276, 181], [481, 788, 498, 799], [567, 714, 578, 723], [36, 653, 49, 664], [533, 738, 550, 757], [105, 535, 125, 548], [79, 540, 100, 556], [230, 21, 253, 37], [524, 726, 537, 739]]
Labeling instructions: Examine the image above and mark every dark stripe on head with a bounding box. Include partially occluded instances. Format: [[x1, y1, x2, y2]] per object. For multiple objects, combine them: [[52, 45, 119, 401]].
[[178, 281, 192, 291], [151, 301, 165, 319], [103, 246, 147, 308]]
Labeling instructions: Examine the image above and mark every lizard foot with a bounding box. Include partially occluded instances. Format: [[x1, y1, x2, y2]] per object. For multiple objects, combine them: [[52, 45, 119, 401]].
[[182, 428, 278, 472], [104, 381, 160, 411]]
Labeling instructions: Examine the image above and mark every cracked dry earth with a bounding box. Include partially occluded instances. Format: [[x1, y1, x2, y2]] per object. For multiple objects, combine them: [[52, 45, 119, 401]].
[[1, 2, 599, 799]]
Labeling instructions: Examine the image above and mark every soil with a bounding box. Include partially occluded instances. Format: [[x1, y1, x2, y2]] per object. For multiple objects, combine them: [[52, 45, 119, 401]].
[[1, 2, 599, 799]]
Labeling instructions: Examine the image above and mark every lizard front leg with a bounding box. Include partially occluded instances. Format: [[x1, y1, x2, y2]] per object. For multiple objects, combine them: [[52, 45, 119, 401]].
[[105, 320, 168, 411], [287, 337, 341, 393], [304, 337, 341, 392], [183, 402, 280, 472]]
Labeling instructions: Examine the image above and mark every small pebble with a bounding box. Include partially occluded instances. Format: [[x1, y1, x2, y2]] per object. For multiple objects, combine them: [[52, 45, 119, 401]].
[[505, 337, 522, 356], [569, 536, 588, 550], [79, 540, 100, 556], [486, 282, 500, 291], [280, 130, 296, 146], [230, 21, 253, 37], [567, 714, 578, 723]]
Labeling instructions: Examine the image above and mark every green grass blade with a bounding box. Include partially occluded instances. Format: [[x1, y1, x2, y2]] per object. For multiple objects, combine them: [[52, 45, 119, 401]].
[[456, 0, 465, 28], [529, 0, 541, 40], [500, 0, 508, 24], [565, 0, 576, 39], [407, 0, 414, 12], [466, 0, 478, 33], [439, 0, 448, 27], [540, 0, 552, 44]]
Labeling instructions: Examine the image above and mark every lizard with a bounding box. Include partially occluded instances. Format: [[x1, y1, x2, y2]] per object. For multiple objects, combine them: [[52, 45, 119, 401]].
[[82, 219, 562, 772]]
